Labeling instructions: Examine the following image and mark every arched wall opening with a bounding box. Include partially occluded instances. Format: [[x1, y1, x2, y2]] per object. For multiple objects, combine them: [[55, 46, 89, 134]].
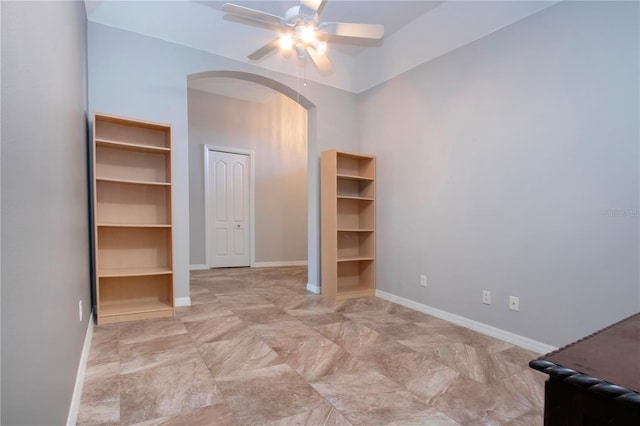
[[186, 70, 320, 291]]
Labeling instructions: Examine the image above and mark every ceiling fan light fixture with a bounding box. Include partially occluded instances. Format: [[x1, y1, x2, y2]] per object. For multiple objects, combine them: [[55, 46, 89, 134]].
[[279, 34, 294, 50], [300, 25, 315, 44], [309, 39, 327, 55], [295, 43, 306, 59]]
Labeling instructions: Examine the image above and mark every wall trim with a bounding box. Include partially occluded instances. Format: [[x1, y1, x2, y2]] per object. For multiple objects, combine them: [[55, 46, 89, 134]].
[[66, 314, 94, 426], [189, 264, 209, 271], [174, 297, 192, 307], [306, 282, 321, 294], [253, 261, 308, 268], [375, 290, 557, 354]]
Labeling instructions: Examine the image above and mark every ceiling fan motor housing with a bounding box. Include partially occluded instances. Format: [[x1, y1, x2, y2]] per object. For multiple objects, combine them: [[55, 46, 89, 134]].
[[284, 6, 318, 27]]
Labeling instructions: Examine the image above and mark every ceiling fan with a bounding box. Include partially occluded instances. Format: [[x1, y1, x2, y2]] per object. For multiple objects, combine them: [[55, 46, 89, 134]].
[[222, 0, 384, 74]]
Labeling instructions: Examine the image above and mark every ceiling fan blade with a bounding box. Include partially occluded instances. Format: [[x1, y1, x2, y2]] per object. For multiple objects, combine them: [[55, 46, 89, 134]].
[[248, 38, 280, 61], [223, 14, 283, 33], [299, 0, 324, 19], [306, 46, 332, 75], [318, 22, 384, 40], [222, 3, 283, 26]]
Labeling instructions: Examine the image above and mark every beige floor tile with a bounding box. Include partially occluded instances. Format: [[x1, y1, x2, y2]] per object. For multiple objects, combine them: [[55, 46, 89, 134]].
[[496, 345, 542, 369], [503, 410, 544, 426], [347, 337, 418, 361], [266, 404, 353, 426], [289, 311, 351, 327], [254, 287, 306, 305], [311, 370, 428, 426], [497, 369, 546, 415], [187, 284, 211, 296], [199, 332, 283, 378], [216, 292, 274, 309], [231, 305, 291, 324], [78, 266, 545, 426], [428, 342, 522, 383], [87, 324, 119, 365], [386, 304, 439, 323], [250, 318, 321, 339], [374, 321, 443, 340], [385, 407, 461, 426], [444, 326, 514, 353], [145, 402, 238, 426], [313, 320, 386, 353], [184, 315, 253, 345], [201, 280, 256, 294], [175, 302, 235, 323], [84, 360, 120, 384], [397, 331, 462, 353], [216, 363, 327, 426], [342, 311, 410, 335], [336, 297, 394, 314], [431, 375, 532, 425], [272, 335, 369, 381], [118, 317, 188, 345], [120, 358, 223, 425], [190, 290, 221, 305], [77, 376, 120, 426], [119, 333, 200, 374], [366, 351, 461, 403]]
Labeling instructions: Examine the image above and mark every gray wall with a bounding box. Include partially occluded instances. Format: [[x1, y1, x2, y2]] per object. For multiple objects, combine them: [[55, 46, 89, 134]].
[[188, 88, 308, 265], [1, 1, 90, 424], [88, 22, 359, 294], [357, 0, 639, 347]]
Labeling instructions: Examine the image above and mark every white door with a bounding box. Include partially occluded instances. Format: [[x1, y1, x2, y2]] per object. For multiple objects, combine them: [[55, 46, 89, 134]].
[[207, 150, 250, 267]]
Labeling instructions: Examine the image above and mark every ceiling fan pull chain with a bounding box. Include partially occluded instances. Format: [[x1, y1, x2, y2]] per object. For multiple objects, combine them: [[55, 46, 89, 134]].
[[304, 59, 308, 87], [296, 55, 301, 106]]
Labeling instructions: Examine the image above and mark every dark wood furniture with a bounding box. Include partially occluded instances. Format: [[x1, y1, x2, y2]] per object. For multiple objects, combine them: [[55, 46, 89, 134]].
[[530, 313, 640, 426]]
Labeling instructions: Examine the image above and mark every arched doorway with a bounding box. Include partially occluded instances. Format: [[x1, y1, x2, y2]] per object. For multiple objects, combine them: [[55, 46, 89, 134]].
[[186, 71, 320, 293]]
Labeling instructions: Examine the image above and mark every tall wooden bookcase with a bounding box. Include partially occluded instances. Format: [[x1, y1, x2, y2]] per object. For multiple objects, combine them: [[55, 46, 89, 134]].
[[92, 113, 174, 324], [321, 150, 376, 300]]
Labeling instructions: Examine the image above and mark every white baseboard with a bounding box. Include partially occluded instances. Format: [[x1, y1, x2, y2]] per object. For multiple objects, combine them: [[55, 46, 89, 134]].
[[306, 282, 321, 294], [191, 262, 307, 270], [375, 290, 556, 355], [253, 261, 308, 268], [67, 314, 94, 426], [174, 297, 192, 307], [189, 264, 209, 270]]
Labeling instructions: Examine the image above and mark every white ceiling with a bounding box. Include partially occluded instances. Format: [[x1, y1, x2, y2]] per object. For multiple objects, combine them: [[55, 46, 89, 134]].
[[85, 0, 557, 94]]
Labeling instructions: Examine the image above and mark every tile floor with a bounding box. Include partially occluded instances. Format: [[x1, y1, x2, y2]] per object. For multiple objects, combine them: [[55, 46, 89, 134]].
[[77, 266, 546, 425]]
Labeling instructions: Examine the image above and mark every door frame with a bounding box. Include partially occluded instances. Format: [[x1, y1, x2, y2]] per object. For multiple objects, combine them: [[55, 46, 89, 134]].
[[203, 144, 256, 268]]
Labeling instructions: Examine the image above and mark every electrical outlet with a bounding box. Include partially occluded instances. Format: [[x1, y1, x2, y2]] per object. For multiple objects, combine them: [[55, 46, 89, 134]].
[[79, 300, 83, 321], [509, 296, 519, 311], [419, 275, 427, 287], [482, 290, 491, 305]]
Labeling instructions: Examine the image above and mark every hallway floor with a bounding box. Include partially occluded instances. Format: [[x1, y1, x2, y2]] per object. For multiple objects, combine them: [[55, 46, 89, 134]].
[[77, 266, 545, 425]]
